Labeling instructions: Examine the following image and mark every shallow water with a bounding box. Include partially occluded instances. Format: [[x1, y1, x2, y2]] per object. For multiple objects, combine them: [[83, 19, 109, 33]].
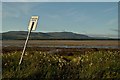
[[37, 45, 119, 49], [2, 44, 119, 49]]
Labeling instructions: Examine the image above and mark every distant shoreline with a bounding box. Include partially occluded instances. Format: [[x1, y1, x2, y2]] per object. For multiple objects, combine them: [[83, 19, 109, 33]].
[[2, 40, 119, 46], [2, 40, 120, 53], [1, 31, 119, 40], [1, 39, 120, 40]]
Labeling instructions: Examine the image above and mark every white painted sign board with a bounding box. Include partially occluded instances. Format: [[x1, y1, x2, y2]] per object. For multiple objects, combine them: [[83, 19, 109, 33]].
[[28, 16, 39, 31], [19, 16, 39, 65]]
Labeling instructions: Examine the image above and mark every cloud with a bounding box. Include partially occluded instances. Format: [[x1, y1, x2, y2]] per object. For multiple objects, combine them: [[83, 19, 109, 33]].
[[88, 34, 118, 38], [2, 3, 37, 19], [106, 18, 118, 26], [103, 7, 117, 13], [48, 14, 60, 19], [61, 8, 90, 22], [111, 29, 120, 32], [64, 8, 78, 16]]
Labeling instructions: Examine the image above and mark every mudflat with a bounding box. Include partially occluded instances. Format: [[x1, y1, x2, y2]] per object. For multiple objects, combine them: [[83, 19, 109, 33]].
[[2, 40, 120, 53], [2, 40, 119, 47]]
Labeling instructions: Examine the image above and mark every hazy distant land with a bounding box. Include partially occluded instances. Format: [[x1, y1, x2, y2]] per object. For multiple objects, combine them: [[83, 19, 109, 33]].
[[1, 31, 118, 40]]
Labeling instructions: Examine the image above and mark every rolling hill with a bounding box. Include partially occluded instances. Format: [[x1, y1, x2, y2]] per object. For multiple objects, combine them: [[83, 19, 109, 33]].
[[1, 31, 112, 40]]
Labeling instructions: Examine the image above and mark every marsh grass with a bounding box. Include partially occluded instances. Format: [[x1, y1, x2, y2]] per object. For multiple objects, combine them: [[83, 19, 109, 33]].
[[2, 50, 120, 80]]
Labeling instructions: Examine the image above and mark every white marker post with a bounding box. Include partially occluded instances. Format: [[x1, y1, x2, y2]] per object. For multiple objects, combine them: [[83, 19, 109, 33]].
[[19, 16, 39, 65]]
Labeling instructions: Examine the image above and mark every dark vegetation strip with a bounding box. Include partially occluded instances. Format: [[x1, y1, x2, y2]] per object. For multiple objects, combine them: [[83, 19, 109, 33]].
[[2, 47, 120, 54], [2, 39, 120, 40]]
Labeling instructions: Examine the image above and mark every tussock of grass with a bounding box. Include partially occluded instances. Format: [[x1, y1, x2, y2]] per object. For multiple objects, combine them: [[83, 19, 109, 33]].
[[2, 50, 120, 79]]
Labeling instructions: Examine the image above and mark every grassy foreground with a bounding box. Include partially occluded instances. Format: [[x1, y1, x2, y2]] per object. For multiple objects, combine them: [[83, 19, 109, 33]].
[[2, 50, 120, 80]]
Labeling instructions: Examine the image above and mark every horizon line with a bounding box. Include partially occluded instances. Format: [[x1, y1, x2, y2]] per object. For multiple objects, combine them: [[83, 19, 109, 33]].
[[1, 30, 118, 38]]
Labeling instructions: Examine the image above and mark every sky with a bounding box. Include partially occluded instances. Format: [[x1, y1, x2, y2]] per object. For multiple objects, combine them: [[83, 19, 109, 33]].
[[1, 0, 120, 2], [1, 2, 119, 38]]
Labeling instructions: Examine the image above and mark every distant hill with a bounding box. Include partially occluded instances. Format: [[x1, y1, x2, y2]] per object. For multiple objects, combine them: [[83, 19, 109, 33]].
[[1, 31, 113, 40]]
